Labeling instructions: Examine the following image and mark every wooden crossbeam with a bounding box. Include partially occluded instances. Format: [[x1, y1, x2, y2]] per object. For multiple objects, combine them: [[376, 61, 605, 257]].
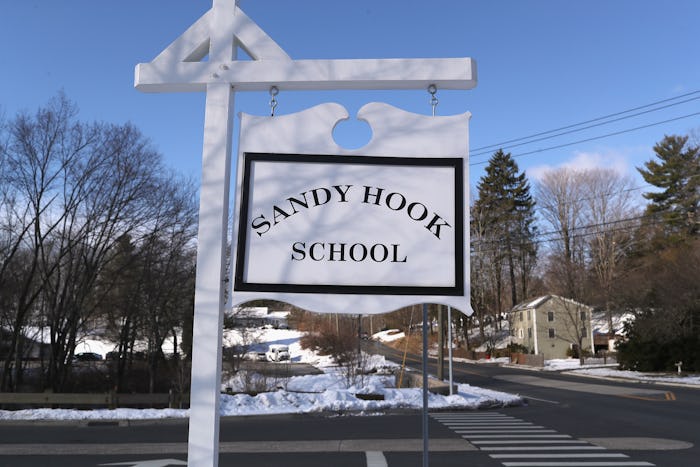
[[135, 57, 476, 92]]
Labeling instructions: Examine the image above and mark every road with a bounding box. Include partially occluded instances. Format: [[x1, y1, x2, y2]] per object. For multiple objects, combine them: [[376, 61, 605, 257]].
[[0, 344, 697, 466], [370, 341, 700, 466]]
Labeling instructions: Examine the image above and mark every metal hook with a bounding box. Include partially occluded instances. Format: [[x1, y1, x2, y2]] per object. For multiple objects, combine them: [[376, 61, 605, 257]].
[[269, 86, 279, 116], [428, 84, 438, 117]]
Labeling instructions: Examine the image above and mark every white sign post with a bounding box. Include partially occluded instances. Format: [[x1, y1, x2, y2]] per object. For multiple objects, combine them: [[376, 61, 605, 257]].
[[135, 1, 476, 466]]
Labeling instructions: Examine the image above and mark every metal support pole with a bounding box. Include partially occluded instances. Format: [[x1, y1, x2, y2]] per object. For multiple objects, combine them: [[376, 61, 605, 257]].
[[437, 305, 444, 381], [448, 306, 453, 395], [422, 303, 429, 467]]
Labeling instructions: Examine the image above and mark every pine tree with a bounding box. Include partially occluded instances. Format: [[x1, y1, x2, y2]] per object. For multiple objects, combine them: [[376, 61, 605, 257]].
[[474, 149, 537, 314], [638, 134, 700, 239]]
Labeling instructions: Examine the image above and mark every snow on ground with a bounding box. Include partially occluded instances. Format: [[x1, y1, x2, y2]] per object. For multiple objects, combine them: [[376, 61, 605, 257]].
[[371, 329, 405, 342], [572, 368, 700, 385], [544, 358, 700, 386], [0, 328, 521, 421], [590, 311, 635, 335]]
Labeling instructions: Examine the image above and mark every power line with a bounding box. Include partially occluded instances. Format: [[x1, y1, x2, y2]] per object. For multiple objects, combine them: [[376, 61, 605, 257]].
[[472, 213, 648, 247], [469, 111, 700, 167], [470, 214, 675, 256], [471, 89, 700, 154], [470, 95, 700, 159], [470, 208, 696, 256]]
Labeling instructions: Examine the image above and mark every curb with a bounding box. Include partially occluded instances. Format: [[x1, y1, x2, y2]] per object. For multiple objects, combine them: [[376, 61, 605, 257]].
[[561, 370, 700, 389]]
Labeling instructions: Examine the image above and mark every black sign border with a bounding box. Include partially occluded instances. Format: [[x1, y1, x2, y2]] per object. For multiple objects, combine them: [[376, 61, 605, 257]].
[[235, 153, 464, 296]]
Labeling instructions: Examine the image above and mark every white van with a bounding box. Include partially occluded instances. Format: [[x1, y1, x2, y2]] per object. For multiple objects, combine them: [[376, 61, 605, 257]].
[[265, 344, 290, 362]]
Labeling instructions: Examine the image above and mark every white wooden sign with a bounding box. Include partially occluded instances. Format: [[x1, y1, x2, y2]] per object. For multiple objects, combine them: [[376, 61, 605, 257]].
[[231, 102, 470, 314]]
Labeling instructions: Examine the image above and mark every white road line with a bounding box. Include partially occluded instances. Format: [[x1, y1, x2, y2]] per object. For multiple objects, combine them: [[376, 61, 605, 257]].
[[444, 422, 534, 425], [466, 435, 572, 439], [433, 416, 514, 420], [452, 428, 546, 431], [433, 412, 655, 466], [479, 446, 606, 451], [491, 454, 630, 459], [472, 440, 589, 445], [520, 394, 561, 404], [501, 462, 654, 466], [365, 451, 388, 467], [457, 430, 558, 434], [445, 423, 536, 426]]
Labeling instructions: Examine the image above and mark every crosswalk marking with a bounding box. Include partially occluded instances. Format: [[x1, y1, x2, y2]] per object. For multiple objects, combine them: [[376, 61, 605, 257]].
[[467, 435, 572, 439], [365, 451, 388, 467], [431, 412, 655, 467], [491, 454, 630, 459], [479, 446, 607, 451], [456, 430, 558, 434], [501, 462, 654, 466], [472, 440, 589, 445]]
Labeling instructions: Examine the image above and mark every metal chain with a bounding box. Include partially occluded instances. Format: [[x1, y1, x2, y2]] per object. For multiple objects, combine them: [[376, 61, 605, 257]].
[[428, 84, 438, 116], [269, 86, 279, 116]]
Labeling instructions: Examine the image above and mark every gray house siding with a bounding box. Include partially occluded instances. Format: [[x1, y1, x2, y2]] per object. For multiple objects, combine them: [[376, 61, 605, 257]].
[[511, 295, 594, 360]]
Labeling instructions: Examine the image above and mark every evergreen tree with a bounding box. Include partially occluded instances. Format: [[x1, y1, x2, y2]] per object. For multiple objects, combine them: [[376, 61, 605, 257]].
[[638, 134, 699, 239], [474, 149, 537, 313]]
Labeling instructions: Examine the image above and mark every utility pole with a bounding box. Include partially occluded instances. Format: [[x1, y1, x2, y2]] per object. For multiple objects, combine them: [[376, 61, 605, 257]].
[[437, 305, 444, 380]]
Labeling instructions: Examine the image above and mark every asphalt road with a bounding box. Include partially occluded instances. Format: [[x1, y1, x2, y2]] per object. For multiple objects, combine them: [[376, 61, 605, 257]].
[[369, 341, 700, 466], [0, 343, 697, 466]]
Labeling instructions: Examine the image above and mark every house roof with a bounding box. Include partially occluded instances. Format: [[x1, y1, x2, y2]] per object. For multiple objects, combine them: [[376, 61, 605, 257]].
[[511, 294, 592, 312], [511, 295, 552, 311], [230, 307, 290, 319]]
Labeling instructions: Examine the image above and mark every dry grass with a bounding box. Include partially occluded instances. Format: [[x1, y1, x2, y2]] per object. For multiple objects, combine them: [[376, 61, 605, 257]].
[[381, 331, 482, 360]]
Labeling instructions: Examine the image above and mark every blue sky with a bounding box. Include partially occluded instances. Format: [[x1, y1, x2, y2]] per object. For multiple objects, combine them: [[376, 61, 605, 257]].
[[2, 0, 699, 195]]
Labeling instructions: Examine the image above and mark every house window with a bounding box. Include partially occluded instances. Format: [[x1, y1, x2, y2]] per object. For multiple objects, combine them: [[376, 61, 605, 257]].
[[548, 328, 555, 338], [547, 311, 554, 322], [528, 328, 532, 338], [580, 311, 587, 321], [527, 310, 531, 321], [519, 312, 523, 321], [518, 328, 524, 339]]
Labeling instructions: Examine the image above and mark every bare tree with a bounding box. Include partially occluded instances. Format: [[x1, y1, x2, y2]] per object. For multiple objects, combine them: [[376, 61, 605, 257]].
[[536, 168, 588, 301], [0, 94, 197, 392], [580, 168, 639, 335], [0, 95, 101, 390], [557, 298, 592, 365]]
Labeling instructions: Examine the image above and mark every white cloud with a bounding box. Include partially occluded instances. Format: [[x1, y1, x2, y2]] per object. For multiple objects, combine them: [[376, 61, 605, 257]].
[[526, 148, 640, 181]]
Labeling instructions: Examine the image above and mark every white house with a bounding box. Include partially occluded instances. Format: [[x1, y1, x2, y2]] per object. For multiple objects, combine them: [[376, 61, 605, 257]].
[[510, 295, 595, 360]]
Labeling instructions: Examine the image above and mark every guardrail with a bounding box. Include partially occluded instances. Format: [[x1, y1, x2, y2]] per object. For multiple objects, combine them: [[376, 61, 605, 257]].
[[0, 390, 189, 409]]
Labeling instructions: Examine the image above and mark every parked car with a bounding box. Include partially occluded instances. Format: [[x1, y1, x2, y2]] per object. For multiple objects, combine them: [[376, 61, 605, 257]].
[[245, 351, 268, 361], [74, 352, 103, 361], [265, 344, 290, 362]]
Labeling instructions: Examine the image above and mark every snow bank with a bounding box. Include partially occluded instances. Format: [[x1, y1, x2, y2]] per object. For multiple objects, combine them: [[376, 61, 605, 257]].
[[372, 329, 405, 342]]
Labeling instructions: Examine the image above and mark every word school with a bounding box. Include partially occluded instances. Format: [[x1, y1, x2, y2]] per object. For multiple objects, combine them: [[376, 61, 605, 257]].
[[250, 184, 452, 239]]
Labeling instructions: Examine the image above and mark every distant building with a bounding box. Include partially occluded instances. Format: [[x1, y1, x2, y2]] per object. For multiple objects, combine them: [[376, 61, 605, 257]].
[[591, 311, 635, 352], [510, 295, 594, 360], [230, 307, 290, 328], [0, 327, 50, 361]]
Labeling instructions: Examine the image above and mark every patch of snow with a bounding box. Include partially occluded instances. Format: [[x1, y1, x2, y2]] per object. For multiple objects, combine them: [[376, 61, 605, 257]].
[[591, 311, 635, 335], [74, 339, 116, 359], [543, 358, 592, 371], [570, 367, 700, 386], [544, 359, 700, 386], [372, 329, 405, 342], [525, 296, 550, 309]]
